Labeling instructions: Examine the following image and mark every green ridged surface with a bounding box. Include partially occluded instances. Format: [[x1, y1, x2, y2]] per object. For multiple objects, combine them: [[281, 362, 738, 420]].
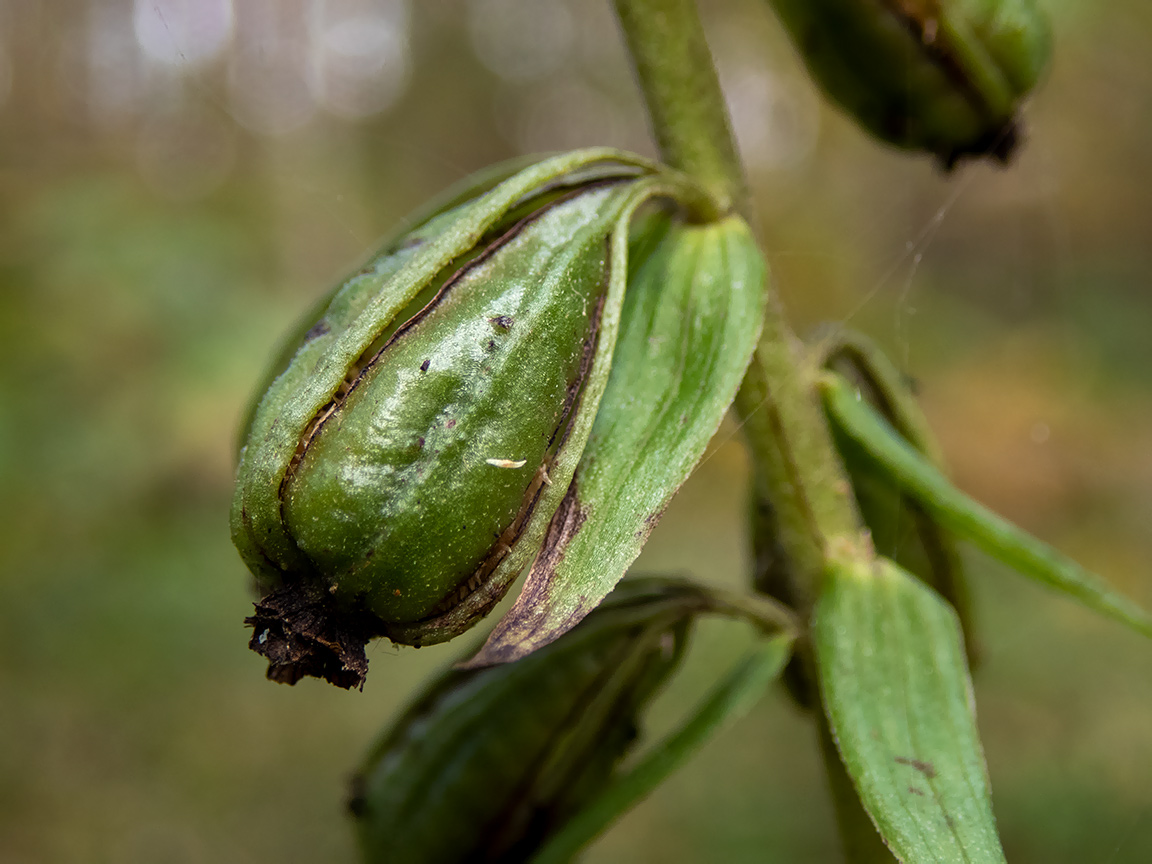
[[229, 150, 661, 629], [350, 579, 698, 864], [285, 185, 635, 621]]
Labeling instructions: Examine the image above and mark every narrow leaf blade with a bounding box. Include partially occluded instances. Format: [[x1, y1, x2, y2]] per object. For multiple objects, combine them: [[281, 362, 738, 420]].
[[531, 634, 794, 864], [822, 371, 1152, 639], [815, 554, 1005, 864], [816, 329, 978, 664]]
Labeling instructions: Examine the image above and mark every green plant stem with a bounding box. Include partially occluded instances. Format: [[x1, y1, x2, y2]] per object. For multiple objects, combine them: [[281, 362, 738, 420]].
[[735, 311, 861, 615], [613, 0, 859, 613], [613, 2, 890, 861], [612, 0, 747, 215]]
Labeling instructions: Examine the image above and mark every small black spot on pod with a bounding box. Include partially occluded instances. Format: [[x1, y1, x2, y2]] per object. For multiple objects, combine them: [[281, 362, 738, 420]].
[[489, 315, 513, 332], [420, 359, 430, 372]]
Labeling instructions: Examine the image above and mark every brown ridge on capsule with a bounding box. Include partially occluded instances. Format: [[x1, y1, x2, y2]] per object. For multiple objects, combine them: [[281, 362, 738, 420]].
[[423, 290, 607, 620]]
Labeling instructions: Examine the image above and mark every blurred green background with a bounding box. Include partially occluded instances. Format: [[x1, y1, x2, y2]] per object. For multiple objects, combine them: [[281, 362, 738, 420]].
[[1, 0, 1150, 861]]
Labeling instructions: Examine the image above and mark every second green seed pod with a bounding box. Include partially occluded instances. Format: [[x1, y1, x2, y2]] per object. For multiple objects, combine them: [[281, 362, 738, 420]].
[[348, 578, 701, 864], [766, 0, 1051, 165]]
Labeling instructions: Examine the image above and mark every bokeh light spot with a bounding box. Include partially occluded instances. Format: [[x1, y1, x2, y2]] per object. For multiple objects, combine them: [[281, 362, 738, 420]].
[[309, 2, 411, 120], [133, 0, 234, 68], [468, 0, 574, 83]]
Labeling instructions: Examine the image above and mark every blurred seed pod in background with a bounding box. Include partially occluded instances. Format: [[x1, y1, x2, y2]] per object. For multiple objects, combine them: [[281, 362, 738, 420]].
[[764, 0, 1052, 166]]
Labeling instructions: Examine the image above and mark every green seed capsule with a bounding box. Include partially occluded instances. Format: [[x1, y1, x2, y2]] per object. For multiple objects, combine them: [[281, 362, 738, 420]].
[[766, 0, 1052, 165], [231, 150, 721, 688], [284, 185, 626, 622], [347, 578, 706, 864]]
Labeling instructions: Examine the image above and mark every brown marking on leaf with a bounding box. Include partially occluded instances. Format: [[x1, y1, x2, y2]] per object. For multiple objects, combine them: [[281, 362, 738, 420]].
[[536, 480, 587, 571], [458, 480, 589, 667], [635, 506, 667, 541], [489, 314, 514, 331], [894, 756, 937, 779], [908, 786, 925, 797], [304, 320, 331, 341]]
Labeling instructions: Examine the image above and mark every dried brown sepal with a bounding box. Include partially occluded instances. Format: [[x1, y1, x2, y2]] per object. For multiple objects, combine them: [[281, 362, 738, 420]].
[[244, 583, 382, 690]]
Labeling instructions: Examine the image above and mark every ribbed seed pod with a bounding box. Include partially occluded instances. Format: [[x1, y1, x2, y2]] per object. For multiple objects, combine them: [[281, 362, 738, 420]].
[[347, 578, 710, 864], [231, 149, 761, 688], [232, 152, 665, 687]]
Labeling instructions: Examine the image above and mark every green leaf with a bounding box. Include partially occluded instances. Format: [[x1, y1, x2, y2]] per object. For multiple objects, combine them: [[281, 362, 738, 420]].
[[821, 371, 1152, 639], [470, 213, 767, 665], [815, 553, 1004, 863], [815, 329, 977, 663], [813, 328, 943, 463], [531, 634, 794, 864]]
